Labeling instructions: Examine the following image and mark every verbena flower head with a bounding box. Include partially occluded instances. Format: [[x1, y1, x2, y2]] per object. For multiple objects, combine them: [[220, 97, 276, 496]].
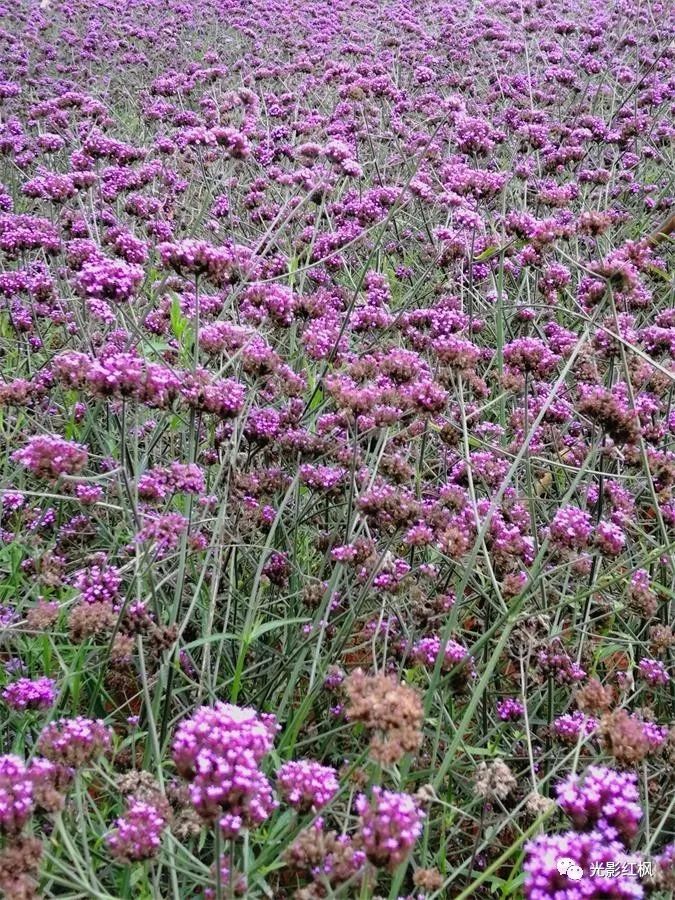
[[355, 787, 424, 871], [497, 698, 524, 721], [2, 676, 58, 711], [552, 711, 598, 744], [107, 798, 167, 862], [556, 765, 642, 846], [158, 239, 255, 286], [0, 214, 60, 255], [77, 255, 144, 303], [172, 704, 279, 772], [37, 717, 112, 768], [600, 709, 668, 764], [524, 831, 643, 899], [172, 703, 278, 832], [13, 435, 88, 480], [28, 757, 72, 813], [536, 643, 586, 684], [474, 759, 517, 800], [0, 755, 34, 835], [411, 635, 476, 679], [204, 855, 248, 898], [637, 658, 669, 687], [72, 556, 122, 605], [549, 505, 593, 551], [344, 669, 423, 764], [277, 760, 339, 811]]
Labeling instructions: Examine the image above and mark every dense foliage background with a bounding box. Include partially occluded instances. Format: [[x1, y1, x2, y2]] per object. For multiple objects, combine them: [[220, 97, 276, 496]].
[[0, 0, 673, 896]]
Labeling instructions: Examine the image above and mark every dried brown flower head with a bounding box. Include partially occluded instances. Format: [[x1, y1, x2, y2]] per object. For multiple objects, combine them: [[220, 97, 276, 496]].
[[110, 633, 135, 665], [285, 824, 364, 893], [578, 210, 613, 237], [577, 391, 639, 445], [414, 784, 437, 808], [148, 624, 178, 654], [599, 709, 650, 765], [166, 781, 202, 840], [413, 868, 444, 891], [68, 600, 117, 641], [474, 759, 517, 801], [285, 823, 329, 872], [649, 624, 675, 654], [524, 790, 555, 818], [34, 552, 65, 588], [301, 582, 326, 609], [344, 668, 423, 764], [508, 614, 551, 661], [0, 836, 42, 900], [116, 771, 172, 822], [574, 678, 615, 715], [26, 599, 60, 632]]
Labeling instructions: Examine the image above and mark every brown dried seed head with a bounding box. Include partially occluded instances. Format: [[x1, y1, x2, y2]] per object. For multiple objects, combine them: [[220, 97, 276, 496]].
[[575, 678, 615, 714], [474, 759, 517, 801], [599, 709, 650, 765], [344, 668, 423, 764], [414, 868, 444, 891]]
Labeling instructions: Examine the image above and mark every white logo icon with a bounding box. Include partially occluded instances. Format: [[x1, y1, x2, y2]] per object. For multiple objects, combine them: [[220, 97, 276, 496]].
[[557, 857, 583, 881]]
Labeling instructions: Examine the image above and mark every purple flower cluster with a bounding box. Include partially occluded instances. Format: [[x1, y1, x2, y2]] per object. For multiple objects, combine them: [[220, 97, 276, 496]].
[[549, 506, 593, 551], [552, 711, 598, 744], [525, 831, 643, 899], [136, 511, 189, 557], [355, 787, 424, 871], [276, 760, 339, 811], [107, 798, 168, 862], [411, 636, 476, 677], [76, 255, 144, 303], [496, 698, 524, 721], [2, 677, 58, 711], [159, 240, 254, 286], [72, 556, 122, 605], [0, 214, 60, 255], [526, 766, 645, 898], [0, 756, 33, 835], [536, 644, 586, 685], [172, 703, 278, 834], [52, 350, 181, 409], [637, 658, 670, 686], [137, 462, 206, 501], [13, 435, 88, 480], [37, 717, 112, 768], [556, 766, 642, 845]]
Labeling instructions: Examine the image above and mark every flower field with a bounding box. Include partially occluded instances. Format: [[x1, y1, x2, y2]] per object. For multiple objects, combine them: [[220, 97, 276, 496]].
[[0, 0, 673, 896]]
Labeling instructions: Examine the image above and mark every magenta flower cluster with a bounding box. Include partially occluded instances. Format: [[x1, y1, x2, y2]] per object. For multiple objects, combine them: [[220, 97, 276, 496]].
[[556, 766, 642, 845], [526, 766, 644, 898], [525, 831, 643, 900], [12, 435, 88, 480], [411, 636, 476, 677], [355, 787, 425, 871], [637, 658, 670, 686], [107, 798, 168, 862], [276, 760, 339, 811], [2, 676, 58, 711], [0, 751, 77, 835], [37, 716, 112, 767], [496, 698, 524, 722], [172, 703, 279, 835], [0, 755, 34, 835]]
